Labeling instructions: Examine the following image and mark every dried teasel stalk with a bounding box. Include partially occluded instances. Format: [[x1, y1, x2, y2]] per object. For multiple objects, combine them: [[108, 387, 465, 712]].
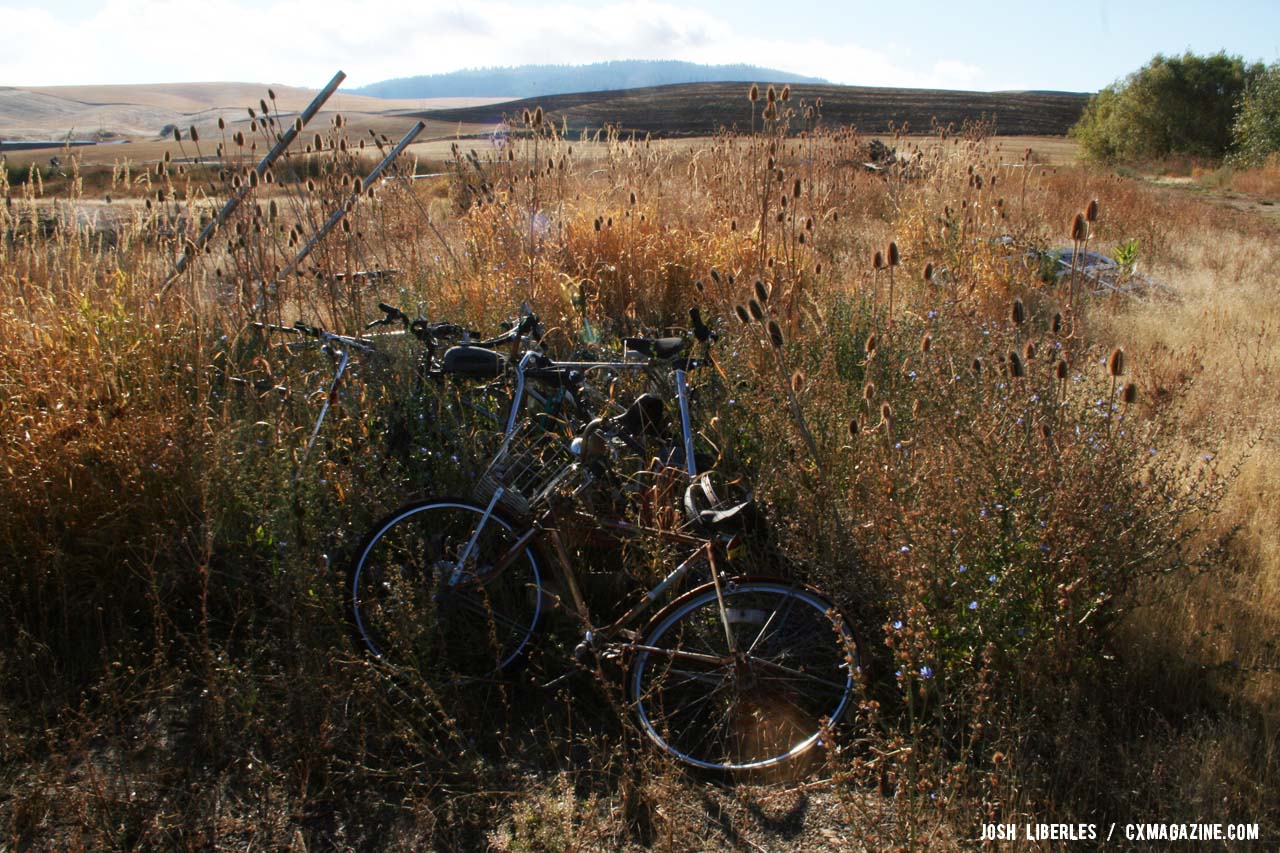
[[766, 320, 785, 348], [1107, 347, 1125, 377], [1008, 351, 1025, 378]]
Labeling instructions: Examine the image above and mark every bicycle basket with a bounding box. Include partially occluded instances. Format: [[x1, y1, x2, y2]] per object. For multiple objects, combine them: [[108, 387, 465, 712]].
[[473, 415, 578, 516]]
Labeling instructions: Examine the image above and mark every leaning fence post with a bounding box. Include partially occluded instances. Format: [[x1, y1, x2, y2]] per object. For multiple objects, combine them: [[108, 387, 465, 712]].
[[158, 70, 347, 299], [260, 120, 427, 311]]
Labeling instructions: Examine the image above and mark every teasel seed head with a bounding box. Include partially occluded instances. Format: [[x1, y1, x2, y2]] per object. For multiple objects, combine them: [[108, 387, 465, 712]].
[[1008, 351, 1025, 378], [767, 320, 785, 348], [249, 169, 259, 188], [1011, 298, 1026, 325], [767, 85, 777, 104], [247, 107, 256, 119], [1056, 359, 1069, 380], [754, 279, 770, 303], [972, 357, 983, 376], [748, 83, 759, 102], [710, 268, 721, 284], [294, 117, 303, 133], [735, 304, 751, 324], [793, 177, 801, 198], [1024, 341, 1037, 360], [1041, 423, 1053, 441], [234, 131, 245, 147], [924, 262, 934, 282], [865, 334, 878, 356], [780, 84, 790, 102], [1086, 198, 1099, 223], [218, 117, 225, 130], [881, 402, 893, 420], [189, 125, 198, 142], [533, 106, 543, 128], [1052, 312, 1063, 334], [748, 298, 765, 322], [849, 417, 861, 438], [1107, 347, 1125, 377], [863, 381, 876, 401], [1071, 212, 1087, 241], [873, 250, 885, 270], [1121, 382, 1138, 404], [791, 370, 806, 394], [888, 241, 900, 267], [522, 108, 531, 125]]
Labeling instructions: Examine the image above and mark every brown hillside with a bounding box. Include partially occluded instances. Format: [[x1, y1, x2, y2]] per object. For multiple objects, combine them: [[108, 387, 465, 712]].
[[408, 81, 1089, 137]]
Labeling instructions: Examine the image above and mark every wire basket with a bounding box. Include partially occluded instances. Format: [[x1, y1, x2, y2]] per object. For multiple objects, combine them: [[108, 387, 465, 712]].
[[473, 415, 579, 516]]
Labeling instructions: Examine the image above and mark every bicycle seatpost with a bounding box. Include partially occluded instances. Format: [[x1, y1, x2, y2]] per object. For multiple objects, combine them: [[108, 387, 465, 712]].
[[674, 367, 696, 478]]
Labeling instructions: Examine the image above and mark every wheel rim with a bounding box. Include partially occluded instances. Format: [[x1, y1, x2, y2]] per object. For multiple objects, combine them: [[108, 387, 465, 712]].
[[351, 501, 542, 673], [629, 582, 858, 771]]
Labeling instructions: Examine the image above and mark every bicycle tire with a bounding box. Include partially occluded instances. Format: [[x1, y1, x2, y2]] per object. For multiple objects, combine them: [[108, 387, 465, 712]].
[[628, 578, 859, 773], [349, 498, 544, 675]]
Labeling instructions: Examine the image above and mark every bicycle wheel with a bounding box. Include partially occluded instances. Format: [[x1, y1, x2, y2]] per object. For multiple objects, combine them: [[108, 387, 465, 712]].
[[628, 579, 859, 772], [349, 499, 543, 675]]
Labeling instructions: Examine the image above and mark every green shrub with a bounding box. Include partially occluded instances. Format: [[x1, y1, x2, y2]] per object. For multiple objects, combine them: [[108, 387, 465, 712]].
[[1229, 63, 1280, 167], [1071, 52, 1265, 162]]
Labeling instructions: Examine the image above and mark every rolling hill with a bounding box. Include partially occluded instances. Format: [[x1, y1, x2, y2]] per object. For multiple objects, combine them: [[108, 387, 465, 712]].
[[355, 60, 828, 100], [404, 82, 1090, 137]]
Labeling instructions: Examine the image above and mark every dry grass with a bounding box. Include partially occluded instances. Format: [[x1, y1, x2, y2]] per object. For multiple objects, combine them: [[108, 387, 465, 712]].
[[1, 91, 1276, 849]]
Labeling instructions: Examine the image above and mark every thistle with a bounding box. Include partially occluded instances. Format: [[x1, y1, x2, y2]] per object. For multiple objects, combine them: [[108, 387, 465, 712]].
[[767, 320, 784, 348]]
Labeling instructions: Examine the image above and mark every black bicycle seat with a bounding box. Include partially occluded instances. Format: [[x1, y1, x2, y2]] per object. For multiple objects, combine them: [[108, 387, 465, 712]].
[[610, 393, 667, 440], [683, 475, 757, 532], [441, 345, 507, 378], [624, 337, 686, 360], [697, 500, 755, 531]]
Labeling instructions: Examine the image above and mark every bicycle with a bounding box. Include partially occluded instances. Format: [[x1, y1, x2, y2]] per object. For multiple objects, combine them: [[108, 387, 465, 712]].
[[347, 332, 863, 773]]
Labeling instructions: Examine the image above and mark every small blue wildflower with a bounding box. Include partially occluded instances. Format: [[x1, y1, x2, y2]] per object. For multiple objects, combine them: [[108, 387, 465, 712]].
[[920, 665, 933, 679], [895, 669, 903, 678], [900, 545, 910, 553], [968, 600, 978, 610], [988, 574, 997, 583], [892, 620, 903, 631], [959, 564, 968, 573]]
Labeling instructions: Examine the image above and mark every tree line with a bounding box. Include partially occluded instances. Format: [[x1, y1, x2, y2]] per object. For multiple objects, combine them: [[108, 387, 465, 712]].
[[1071, 51, 1280, 166]]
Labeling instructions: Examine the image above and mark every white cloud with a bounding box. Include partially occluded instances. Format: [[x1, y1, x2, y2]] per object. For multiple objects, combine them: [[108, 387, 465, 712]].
[[1, 0, 990, 90]]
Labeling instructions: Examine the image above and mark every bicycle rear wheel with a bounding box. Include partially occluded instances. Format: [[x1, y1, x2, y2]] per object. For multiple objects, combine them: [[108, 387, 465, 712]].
[[628, 579, 859, 773], [349, 499, 543, 676]]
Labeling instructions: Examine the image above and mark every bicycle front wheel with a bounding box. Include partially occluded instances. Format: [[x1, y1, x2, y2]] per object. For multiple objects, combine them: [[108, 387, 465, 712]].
[[349, 499, 543, 676], [628, 579, 859, 773]]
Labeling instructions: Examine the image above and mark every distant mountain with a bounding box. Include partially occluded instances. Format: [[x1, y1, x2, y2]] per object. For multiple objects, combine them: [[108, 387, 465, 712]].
[[354, 60, 828, 99]]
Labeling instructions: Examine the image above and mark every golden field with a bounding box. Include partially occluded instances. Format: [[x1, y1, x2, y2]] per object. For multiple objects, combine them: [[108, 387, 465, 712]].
[[1, 91, 1276, 849]]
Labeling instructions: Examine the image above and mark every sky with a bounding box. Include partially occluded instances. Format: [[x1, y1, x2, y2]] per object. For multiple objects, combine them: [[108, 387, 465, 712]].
[[6, 0, 1279, 92]]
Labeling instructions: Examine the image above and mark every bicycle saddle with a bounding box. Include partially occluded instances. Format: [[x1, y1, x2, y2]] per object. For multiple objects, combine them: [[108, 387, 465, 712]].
[[610, 393, 667, 440], [684, 473, 757, 532], [624, 337, 686, 361], [441, 345, 507, 378]]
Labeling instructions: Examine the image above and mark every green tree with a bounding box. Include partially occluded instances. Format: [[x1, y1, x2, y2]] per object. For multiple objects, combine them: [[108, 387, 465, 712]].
[[1071, 51, 1265, 161], [1230, 63, 1280, 167]]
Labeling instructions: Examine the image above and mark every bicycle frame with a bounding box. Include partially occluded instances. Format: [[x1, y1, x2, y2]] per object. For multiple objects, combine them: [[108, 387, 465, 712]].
[[448, 346, 720, 647]]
